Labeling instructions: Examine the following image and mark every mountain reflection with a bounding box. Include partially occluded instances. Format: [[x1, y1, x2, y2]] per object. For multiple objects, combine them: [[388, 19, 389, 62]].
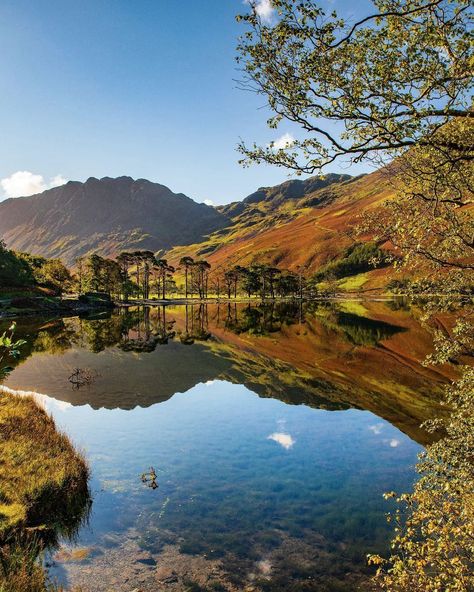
[[2, 301, 452, 444]]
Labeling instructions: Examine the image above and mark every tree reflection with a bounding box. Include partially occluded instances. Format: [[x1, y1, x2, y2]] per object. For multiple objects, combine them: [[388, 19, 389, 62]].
[[1, 301, 407, 361], [119, 306, 176, 351], [1, 303, 444, 445], [179, 305, 211, 344]]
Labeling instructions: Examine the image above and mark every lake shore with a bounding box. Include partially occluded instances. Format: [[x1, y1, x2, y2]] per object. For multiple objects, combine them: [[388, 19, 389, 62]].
[[0, 293, 115, 319], [0, 387, 90, 592]]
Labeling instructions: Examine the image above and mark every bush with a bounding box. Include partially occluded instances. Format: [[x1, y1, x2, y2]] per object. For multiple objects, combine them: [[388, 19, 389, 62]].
[[0, 243, 35, 288], [386, 278, 411, 293]]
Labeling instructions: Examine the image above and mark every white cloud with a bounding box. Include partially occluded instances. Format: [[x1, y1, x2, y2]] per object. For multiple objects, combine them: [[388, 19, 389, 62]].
[[268, 432, 295, 450], [389, 438, 401, 448], [1, 171, 46, 198], [0, 170, 68, 198], [255, 0, 274, 21], [245, 0, 275, 24], [368, 423, 384, 435], [269, 133, 295, 151], [50, 174, 68, 188], [203, 199, 215, 206]]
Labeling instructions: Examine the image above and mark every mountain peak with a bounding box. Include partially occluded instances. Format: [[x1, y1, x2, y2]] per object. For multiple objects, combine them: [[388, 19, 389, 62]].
[[0, 176, 228, 264], [220, 173, 353, 217], [0, 171, 363, 269]]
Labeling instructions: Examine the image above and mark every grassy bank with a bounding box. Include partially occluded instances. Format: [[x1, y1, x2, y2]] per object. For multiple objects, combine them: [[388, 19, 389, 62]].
[[0, 390, 90, 591]]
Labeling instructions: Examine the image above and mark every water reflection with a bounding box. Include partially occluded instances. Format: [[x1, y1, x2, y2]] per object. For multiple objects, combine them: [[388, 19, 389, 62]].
[[0, 301, 449, 591], [3, 301, 406, 354], [3, 301, 449, 445]]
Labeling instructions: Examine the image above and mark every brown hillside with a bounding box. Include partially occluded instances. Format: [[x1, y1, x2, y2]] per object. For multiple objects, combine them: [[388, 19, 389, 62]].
[[165, 167, 398, 289]]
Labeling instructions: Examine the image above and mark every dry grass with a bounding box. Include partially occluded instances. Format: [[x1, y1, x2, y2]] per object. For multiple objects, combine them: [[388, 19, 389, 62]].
[[0, 393, 89, 536], [0, 391, 90, 592]]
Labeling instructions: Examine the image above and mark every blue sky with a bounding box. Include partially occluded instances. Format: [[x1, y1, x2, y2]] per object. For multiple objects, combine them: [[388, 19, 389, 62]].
[[0, 0, 375, 205]]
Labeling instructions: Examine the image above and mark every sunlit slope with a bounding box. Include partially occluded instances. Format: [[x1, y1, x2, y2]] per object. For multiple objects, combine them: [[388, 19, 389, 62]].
[[165, 168, 398, 290], [0, 167, 401, 291]]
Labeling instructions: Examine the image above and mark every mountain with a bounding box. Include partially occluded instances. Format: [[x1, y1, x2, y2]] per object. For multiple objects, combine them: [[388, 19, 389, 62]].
[[0, 176, 228, 265], [218, 173, 352, 218], [0, 168, 398, 290], [165, 167, 398, 291]]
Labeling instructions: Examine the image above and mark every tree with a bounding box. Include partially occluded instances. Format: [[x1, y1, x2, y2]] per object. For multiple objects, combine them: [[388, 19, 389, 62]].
[[240, 267, 261, 298], [154, 259, 175, 300], [130, 251, 145, 298], [265, 267, 280, 299], [192, 260, 211, 299], [140, 251, 155, 300], [209, 270, 222, 299], [237, 0, 472, 173], [369, 367, 474, 591], [237, 0, 473, 281], [85, 254, 103, 293], [277, 272, 299, 297], [179, 256, 195, 299], [75, 257, 85, 295], [35, 259, 72, 296], [224, 268, 239, 299], [237, 2, 473, 589], [0, 241, 35, 287], [117, 252, 134, 300], [362, 121, 473, 277], [81, 254, 121, 296], [101, 258, 122, 297]]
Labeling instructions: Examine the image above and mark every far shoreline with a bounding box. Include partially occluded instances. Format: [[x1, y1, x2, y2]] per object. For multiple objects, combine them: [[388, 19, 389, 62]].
[[0, 292, 414, 320]]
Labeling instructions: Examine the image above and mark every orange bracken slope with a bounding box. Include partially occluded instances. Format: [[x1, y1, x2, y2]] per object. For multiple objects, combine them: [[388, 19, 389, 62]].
[[165, 167, 399, 290]]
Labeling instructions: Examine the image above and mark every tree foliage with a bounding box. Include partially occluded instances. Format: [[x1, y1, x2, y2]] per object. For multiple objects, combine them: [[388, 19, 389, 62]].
[[31, 259, 72, 295], [313, 242, 390, 282], [369, 366, 474, 591], [0, 242, 34, 288], [0, 241, 72, 294], [237, 2, 473, 590], [237, 0, 472, 172], [362, 119, 474, 284]]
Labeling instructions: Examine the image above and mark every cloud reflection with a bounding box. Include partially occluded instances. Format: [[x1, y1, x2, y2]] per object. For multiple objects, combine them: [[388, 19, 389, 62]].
[[268, 432, 295, 450]]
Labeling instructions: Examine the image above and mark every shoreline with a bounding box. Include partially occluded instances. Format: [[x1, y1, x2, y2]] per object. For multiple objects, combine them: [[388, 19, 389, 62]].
[[0, 293, 404, 319]]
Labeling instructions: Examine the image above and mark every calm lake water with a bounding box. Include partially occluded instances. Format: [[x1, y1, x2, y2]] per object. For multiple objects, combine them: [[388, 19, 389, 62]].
[[2, 301, 448, 591]]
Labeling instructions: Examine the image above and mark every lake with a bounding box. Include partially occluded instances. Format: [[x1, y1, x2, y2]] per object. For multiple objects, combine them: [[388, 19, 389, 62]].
[[1, 301, 449, 591]]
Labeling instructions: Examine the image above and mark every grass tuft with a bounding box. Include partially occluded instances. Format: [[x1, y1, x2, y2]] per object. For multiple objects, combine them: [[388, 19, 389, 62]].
[[0, 390, 90, 591]]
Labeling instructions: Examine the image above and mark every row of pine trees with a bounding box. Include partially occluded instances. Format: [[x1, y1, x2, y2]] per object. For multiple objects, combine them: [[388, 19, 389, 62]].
[[75, 251, 306, 301]]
